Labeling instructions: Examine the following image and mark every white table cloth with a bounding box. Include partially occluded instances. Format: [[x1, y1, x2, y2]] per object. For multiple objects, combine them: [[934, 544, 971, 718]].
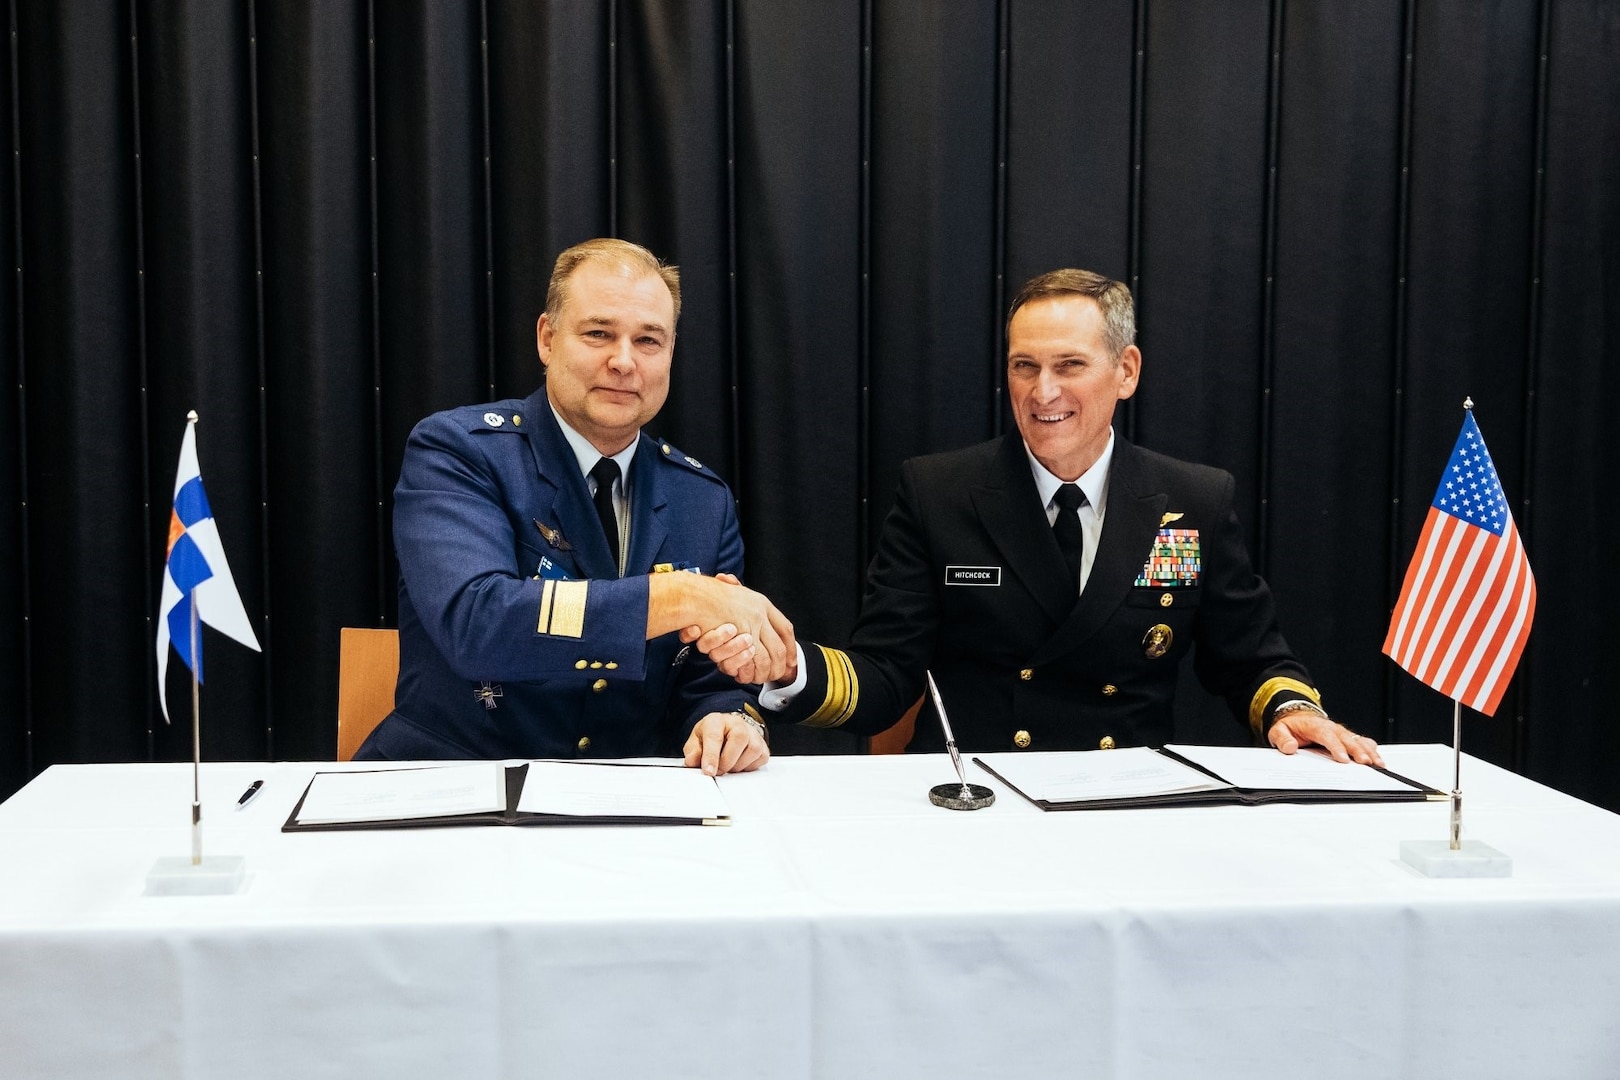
[[2, 746, 1617, 1079]]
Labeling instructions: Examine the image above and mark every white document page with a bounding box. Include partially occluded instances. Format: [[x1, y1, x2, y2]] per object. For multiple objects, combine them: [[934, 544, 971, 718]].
[[516, 761, 729, 820], [294, 763, 507, 825], [1164, 744, 1417, 792], [974, 747, 1232, 802]]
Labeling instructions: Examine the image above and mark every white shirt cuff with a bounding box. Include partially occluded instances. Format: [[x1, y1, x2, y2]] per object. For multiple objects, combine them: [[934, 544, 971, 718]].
[[757, 642, 809, 711]]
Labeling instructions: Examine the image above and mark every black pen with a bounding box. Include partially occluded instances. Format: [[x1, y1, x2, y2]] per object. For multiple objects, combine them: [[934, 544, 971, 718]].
[[235, 779, 264, 809]]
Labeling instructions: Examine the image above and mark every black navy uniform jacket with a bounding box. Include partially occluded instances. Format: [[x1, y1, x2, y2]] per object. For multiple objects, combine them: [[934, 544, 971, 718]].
[[357, 387, 753, 760], [772, 433, 1321, 752]]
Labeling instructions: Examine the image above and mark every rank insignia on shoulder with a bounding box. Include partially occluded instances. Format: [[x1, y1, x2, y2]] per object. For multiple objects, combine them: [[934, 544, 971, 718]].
[[657, 441, 712, 475], [483, 412, 504, 428], [535, 518, 572, 552], [1134, 528, 1201, 587]]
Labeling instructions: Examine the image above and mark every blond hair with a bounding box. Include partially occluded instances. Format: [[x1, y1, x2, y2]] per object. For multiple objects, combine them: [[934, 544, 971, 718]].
[[546, 238, 682, 324]]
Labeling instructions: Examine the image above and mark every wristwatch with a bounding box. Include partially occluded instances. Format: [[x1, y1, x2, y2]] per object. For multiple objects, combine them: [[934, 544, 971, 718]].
[[732, 709, 769, 743], [1272, 698, 1328, 722]]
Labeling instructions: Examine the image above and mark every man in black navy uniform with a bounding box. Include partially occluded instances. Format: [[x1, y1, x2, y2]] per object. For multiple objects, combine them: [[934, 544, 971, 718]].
[[357, 238, 790, 774], [712, 268, 1381, 764]]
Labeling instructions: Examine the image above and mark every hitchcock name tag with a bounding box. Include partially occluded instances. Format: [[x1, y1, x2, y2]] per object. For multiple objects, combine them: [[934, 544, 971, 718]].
[[945, 565, 1001, 586]]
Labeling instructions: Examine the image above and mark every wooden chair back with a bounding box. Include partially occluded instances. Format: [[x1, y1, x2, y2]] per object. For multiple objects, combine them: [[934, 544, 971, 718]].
[[868, 695, 921, 755], [337, 627, 400, 761]]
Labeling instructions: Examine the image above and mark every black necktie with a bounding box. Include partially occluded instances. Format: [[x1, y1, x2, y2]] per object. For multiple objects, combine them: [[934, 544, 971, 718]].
[[1052, 483, 1085, 587], [588, 457, 621, 559]]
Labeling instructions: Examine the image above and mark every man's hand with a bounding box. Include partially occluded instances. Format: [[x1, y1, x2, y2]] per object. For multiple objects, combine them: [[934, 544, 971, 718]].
[[1269, 709, 1384, 767], [683, 710, 770, 776], [662, 572, 793, 683]]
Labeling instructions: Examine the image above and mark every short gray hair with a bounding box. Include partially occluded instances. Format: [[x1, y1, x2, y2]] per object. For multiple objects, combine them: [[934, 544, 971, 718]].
[[1006, 268, 1135, 359]]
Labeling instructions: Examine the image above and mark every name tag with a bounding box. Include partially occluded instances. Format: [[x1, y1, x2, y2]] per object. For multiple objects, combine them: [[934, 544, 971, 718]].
[[945, 565, 1001, 587]]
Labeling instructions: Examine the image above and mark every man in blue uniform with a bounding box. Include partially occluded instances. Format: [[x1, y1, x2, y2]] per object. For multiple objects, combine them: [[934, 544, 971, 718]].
[[711, 269, 1380, 764], [357, 238, 789, 774]]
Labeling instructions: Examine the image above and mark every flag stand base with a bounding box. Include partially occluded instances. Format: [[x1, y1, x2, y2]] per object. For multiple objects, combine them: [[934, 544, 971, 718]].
[[1399, 839, 1512, 878], [144, 855, 248, 896]]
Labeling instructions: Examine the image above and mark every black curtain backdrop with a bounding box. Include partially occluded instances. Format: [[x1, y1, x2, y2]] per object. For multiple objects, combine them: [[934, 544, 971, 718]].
[[2, 1, 1616, 810]]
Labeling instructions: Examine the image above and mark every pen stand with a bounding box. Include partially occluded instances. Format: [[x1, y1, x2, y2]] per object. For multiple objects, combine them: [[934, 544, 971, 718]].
[[144, 854, 248, 896], [928, 783, 995, 811]]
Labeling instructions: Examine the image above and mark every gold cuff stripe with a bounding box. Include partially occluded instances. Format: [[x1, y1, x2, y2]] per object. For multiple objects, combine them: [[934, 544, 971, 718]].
[[1248, 676, 1322, 737], [803, 644, 859, 729], [537, 580, 555, 633], [537, 579, 589, 638]]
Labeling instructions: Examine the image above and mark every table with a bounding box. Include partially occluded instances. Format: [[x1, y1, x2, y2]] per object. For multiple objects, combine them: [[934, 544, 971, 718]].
[[2, 746, 1617, 1079]]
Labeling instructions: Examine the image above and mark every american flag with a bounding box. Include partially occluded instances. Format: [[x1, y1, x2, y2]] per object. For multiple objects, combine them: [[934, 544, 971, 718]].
[[1382, 408, 1535, 715]]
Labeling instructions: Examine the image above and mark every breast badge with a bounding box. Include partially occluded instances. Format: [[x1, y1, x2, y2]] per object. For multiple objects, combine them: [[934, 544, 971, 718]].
[[1142, 624, 1173, 659], [534, 518, 572, 552]]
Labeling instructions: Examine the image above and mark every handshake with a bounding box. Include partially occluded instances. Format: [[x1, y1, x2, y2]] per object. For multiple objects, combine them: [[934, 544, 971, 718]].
[[647, 571, 796, 686]]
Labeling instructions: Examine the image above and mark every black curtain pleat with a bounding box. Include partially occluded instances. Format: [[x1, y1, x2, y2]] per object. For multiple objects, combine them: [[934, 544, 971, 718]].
[[1003, 2, 1135, 296], [1391, 0, 1541, 761], [615, 0, 734, 479], [257, 0, 378, 760], [730, 0, 865, 755], [1523, 0, 1620, 803], [1268, 2, 1405, 751], [0, 0, 25, 797], [139, 0, 267, 763], [16, 1, 148, 769], [867, 0, 1000, 553], [1, 1, 1615, 811], [486, 0, 611, 395]]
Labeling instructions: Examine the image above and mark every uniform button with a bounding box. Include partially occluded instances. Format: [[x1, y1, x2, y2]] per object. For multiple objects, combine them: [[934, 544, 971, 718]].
[[1013, 730, 1032, 749], [577, 736, 591, 752], [591, 678, 607, 692], [574, 660, 588, 670], [589, 661, 603, 669], [1099, 735, 1116, 750], [1159, 591, 1174, 607], [1018, 668, 1034, 681], [1101, 684, 1118, 696], [604, 661, 619, 670]]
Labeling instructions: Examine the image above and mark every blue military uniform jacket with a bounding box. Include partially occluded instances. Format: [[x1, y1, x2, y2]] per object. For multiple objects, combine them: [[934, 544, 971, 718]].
[[357, 387, 754, 760], [773, 433, 1321, 752]]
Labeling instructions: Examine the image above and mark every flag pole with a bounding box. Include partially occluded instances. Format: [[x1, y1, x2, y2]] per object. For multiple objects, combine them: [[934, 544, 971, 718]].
[[187, 409, 205, 866], [1449, 698, 1462, 850], [190, 591, 203, 865]]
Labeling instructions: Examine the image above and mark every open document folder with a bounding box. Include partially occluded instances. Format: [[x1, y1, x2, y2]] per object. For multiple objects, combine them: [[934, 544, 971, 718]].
[[283, 760, 731, 831], [972, 744, 1443, 812]]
